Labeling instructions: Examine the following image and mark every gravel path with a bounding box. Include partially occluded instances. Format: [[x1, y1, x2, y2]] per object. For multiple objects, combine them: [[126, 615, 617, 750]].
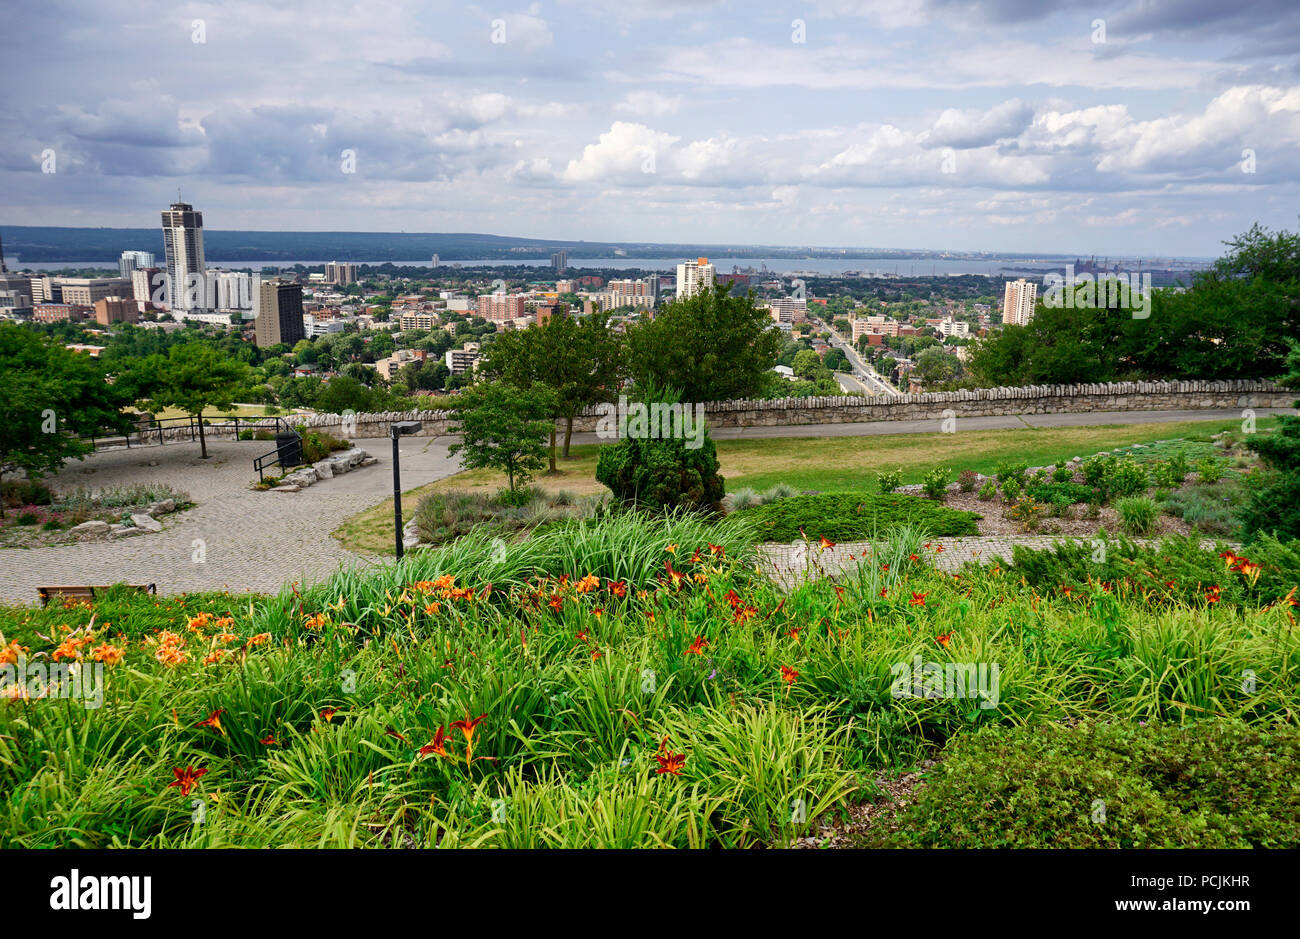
[[759, 534, 1231, 588], [0, 437, 462, 605]]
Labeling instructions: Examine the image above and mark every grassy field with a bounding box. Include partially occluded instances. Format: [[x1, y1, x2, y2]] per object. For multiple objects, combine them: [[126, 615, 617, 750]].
[[334, 418, 1269, 555], [2, 517, 1296, 848], [145, 404, 291, 420]]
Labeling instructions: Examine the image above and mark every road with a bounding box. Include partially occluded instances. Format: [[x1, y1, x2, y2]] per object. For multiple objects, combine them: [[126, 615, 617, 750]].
[[812, 316, 899, 394]]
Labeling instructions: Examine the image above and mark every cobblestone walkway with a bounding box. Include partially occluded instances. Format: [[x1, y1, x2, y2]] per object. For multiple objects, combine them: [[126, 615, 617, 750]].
[[0, 437, 461, 605], [758, 534, 1230, 588]]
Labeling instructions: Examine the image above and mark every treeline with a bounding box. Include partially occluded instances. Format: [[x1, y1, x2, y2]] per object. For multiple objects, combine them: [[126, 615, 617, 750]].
[[967, 224, 1300, 387]]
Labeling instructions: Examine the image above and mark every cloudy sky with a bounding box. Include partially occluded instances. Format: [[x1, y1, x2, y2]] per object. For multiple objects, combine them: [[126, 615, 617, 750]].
[[2, 0, 1298, 256]]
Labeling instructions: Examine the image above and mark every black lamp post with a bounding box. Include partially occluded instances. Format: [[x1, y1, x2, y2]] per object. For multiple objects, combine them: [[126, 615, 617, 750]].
[[390, 421, 422, 560]]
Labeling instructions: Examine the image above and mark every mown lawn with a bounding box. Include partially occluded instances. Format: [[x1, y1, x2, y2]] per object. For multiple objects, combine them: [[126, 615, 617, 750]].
[[334, 418, 1271, 554]]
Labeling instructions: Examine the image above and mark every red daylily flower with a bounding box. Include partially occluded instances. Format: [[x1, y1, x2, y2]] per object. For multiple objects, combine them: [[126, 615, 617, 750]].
[[167, 766, 208, 796]]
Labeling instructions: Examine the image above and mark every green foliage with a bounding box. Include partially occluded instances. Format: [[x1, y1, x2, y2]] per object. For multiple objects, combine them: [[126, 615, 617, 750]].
[[734, 492, 980, 542], [447, 381, 557, 492], [1195, 455, 1227, 484], [920, 466, 951, 500], [1107, 458, 1150, 498], [977, 479, 997, 501], [136, 343, 253, 458], [875, 470, 903, 494], [1004, 497, 1046, 532], [479, 313, 624, 461], [1116, 496, 1159, 535], [999, 475, 1023, 502], [295, 429, 350, 464], [1150, 460, 1187, 489], [957, 469, 979, 493], [595, 430, 725, 513], [866, 721, 1300, 847], [1025, 480, 1094, 505], [0, 323, 133, 493], [624, 285, 782, 402], [966, 223, 1300, 386]]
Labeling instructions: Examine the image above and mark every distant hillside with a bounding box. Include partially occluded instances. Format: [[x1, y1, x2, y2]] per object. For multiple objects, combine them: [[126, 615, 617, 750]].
[[0, 225, 1066, 264]]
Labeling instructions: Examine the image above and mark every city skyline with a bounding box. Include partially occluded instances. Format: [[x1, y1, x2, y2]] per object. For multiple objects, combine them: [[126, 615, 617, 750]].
[[1, 1, 1298, 257]]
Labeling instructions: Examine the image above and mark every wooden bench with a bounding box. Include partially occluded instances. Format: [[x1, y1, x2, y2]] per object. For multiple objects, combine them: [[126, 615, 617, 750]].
[[37, 584, 157, 607]]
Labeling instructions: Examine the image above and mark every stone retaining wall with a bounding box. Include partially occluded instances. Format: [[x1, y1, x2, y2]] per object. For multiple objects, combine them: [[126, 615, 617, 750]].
[[291, 379, 1294, 438]]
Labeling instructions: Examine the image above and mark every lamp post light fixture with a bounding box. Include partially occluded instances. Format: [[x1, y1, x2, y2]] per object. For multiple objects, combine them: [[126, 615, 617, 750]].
[[390, 421, 422, 560]]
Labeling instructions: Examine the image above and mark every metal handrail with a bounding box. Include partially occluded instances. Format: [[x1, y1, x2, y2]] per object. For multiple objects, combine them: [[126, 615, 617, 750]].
[[90, 414, 301, 450]]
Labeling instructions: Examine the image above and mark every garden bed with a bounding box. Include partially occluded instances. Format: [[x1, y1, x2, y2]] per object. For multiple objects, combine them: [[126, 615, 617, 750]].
[[0, 482, 192, 548]]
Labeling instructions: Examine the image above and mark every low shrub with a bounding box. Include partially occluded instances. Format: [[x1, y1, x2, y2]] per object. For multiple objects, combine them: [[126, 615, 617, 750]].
[[999, 475, 1023, 502], [921, 467, 951, 500], [1196, 455, 1227, 484], [865, 721, 1300, 848], [957, 470, 979, 493], [875, 470, 903, 494], [1, 480, 53, 508], [1150, 460, 1187, 489], [1106, 459, 1150, 499], [727, 488, 760, 511], [734, 492, 980, 542], [1116, 496, 1159, 535], [1004, 497, 1046, 532], [976, 479, 996, 501]]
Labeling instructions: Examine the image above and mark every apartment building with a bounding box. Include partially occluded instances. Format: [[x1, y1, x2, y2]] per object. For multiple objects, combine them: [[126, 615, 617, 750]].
[[675, 258, 715, 300], [1002, 278, 1038, 326], [445, 345, 482, 376], [325, 261, 358, 286], [476, 293, 527, 321], [254, 280, 306, 347], [33, 303, 92, 323], [377, 348, 426, 381], [398, 310, 441, 330], [765, 297, 808, 324]]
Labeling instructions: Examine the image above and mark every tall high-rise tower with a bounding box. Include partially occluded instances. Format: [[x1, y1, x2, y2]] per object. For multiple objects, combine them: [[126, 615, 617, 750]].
[[161, 199, 206, 310], [1001, 278, 1038, 326]]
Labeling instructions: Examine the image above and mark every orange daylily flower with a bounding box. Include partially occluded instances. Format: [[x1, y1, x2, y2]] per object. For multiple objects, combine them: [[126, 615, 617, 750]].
[[780, 665, 799, 685], [575, 574, 600, 594], [304, 613, 329, 631], [685, 635, 709, 656], [707, 543, 725, 558], [818, 537, 835, 551], [259, 734, 279, 746], [194, 709, 227, 736], [664, 560, 685, 589], [910, 592, 928, 607], [450, 712, 487, 768], [935, 631, 954, 649], [91, 642, 125, 666], [606, 580, 627, 597], [319, 707, 339, 723]]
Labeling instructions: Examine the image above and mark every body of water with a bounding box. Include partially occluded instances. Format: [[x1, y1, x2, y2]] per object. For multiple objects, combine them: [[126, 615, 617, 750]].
[[11, 255, 1211, 276]]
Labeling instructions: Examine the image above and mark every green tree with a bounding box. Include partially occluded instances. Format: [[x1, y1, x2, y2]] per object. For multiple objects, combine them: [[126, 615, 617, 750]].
[[139, 342, 251, 458], [480, 314, 624, 468], [447, 381, 556, 493], [624, 285, 780, 402], [1241, 340, 1300, 541], [0, 324, 133, 511]]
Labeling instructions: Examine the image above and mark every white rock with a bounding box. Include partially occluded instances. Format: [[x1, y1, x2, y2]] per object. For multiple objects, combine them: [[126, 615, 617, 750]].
[[70, 520, 111, 535], [313, 460, 334, 479], [272, 484, 301, 492], [111, 526, 143, 539], [131, 513, 162, 532]]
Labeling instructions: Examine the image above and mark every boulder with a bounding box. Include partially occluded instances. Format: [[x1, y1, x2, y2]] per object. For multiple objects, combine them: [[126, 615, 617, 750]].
[[313, 460, 335, 479], [70, 520, 111, 536], [345, 448, 367, 466], [147, 498, 176, 516], [110, 526, 143, 539], [130, 513, 163, 532], [272, 484, 302, 492]]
